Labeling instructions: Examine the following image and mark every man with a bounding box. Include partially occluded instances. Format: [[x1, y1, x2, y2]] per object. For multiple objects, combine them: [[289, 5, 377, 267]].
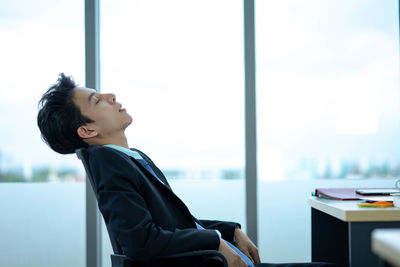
[[37, 73, 336, 267]]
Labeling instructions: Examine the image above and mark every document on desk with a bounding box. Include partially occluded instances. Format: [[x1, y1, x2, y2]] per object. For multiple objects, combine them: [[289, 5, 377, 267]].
[[315, 188, 362, 200]]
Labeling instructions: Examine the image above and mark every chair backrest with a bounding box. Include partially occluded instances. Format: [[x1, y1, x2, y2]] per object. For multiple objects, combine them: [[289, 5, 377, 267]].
[[75, 147, 123, 255]]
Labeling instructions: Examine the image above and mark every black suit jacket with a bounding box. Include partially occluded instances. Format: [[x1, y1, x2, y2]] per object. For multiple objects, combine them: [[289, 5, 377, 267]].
[[87, 145, 241, 265]]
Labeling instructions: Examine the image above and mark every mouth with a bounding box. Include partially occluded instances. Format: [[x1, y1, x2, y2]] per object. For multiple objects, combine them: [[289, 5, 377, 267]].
[[119, 104, 126, 112]]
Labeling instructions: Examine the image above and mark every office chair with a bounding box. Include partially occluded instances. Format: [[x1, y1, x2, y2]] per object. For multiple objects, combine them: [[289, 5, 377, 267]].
[[76, 148, 227, 267]]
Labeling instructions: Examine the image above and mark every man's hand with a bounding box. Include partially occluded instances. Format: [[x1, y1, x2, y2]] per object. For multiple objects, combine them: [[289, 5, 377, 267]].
[[234, 228, 261, 264], [218, 239, 248, 267]]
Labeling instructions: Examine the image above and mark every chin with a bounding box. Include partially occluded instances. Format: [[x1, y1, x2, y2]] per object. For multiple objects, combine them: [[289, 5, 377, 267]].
[[125, 114, 133, 126]]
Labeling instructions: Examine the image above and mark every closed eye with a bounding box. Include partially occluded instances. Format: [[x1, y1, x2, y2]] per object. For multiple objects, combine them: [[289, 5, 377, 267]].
[[92, 95, 101, 105]]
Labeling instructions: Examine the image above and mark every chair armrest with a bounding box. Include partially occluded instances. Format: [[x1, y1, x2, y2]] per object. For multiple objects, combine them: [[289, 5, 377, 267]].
[[111, 250, 227, 267], [162, 250, 227, 267], [111, 254, 134, 267]]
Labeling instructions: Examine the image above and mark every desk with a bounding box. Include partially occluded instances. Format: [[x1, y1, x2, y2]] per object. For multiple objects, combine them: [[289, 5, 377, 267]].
[[372, 229, 400, 267], [308, 197, 400, 267]]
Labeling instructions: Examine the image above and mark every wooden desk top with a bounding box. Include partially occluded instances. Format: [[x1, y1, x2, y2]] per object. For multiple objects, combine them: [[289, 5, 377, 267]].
[[372, 229, 400, 267], [308, 196, 400, 222]]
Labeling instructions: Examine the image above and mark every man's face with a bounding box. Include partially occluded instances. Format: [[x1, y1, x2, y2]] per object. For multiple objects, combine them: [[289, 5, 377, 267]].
[[72, 87, 132, 141]]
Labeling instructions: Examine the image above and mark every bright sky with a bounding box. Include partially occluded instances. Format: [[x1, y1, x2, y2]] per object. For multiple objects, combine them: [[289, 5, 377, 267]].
[[0, 0, 399, 180]]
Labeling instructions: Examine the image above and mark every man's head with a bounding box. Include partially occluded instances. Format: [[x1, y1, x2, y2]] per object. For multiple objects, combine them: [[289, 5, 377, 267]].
[[37, 73, 132, 154]]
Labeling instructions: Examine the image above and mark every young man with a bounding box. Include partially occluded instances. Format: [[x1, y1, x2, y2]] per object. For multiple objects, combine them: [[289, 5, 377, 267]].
[[37, 74, 336, 267]]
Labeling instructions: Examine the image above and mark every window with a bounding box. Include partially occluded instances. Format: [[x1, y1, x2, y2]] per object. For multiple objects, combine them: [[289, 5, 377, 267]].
[[256, 0, 400, 181], [0, 0, 85, 266], [0, 0, 85, 183], [100, 0, 245, 264], [256, 0, 399, 263]]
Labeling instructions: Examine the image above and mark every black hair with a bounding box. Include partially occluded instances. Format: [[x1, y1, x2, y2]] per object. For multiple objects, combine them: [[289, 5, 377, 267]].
[[37, 73, 94, 154]]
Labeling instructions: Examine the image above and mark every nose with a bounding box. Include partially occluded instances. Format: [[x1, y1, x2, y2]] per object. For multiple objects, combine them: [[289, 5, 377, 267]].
[[104, 93, 116, 104]]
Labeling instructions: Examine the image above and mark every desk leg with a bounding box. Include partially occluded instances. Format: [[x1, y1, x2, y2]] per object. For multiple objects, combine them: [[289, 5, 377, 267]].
[[311, 208, 348, 267], [348, 221, 400, 267], [312, 207, 400, 267]]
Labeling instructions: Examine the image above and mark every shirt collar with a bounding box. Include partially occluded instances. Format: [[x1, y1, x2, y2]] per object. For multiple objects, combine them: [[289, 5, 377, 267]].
[[103, 144, 142, 160]]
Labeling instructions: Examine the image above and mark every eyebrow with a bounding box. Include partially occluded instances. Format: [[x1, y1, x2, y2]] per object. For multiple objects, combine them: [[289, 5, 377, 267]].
[[88, 92, 96, 103]]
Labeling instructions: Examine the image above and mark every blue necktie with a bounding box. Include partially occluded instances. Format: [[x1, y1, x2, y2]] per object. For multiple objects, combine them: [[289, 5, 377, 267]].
[[136, 158, 159, 181]]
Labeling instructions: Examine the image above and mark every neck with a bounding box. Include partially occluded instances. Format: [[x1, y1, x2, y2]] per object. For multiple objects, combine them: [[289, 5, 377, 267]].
[[109, 135, 129, 148], [88, 131, 129, 148]]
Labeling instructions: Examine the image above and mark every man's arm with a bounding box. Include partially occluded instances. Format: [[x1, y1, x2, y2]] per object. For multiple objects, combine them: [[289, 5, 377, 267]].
[[197, 219, 241, 244]]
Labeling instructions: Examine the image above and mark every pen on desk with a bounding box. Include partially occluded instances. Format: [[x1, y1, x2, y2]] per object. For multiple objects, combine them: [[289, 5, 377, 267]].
[[358, 201, 394, 208]]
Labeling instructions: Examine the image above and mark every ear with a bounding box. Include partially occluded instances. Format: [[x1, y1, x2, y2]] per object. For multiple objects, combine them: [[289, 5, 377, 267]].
[[77, 125, 98, 139]]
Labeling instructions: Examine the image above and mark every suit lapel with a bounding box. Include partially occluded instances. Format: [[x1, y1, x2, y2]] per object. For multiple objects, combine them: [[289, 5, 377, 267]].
[[126, 150, 198, 228]]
